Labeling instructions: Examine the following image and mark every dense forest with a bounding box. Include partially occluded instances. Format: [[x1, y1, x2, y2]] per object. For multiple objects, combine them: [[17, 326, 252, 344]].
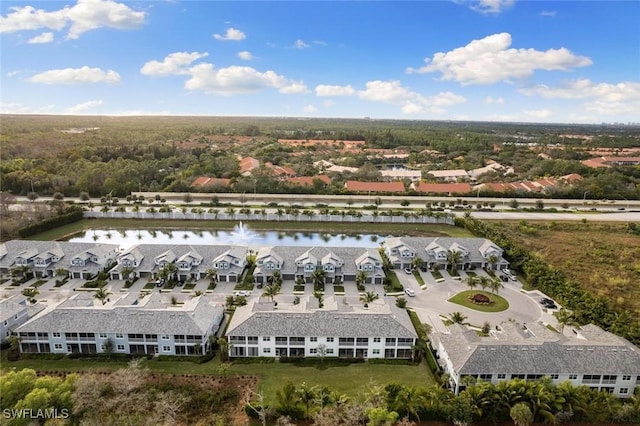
[[1, 115, 639, 199]]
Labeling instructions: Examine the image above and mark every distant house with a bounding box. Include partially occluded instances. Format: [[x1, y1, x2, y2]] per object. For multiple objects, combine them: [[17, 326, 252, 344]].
[[0, 296, 44, 343], [603, 156, 640, 166], [380, 169, 422, 181], [190, 176, 231, 189], [265, 162, 297, 180], [253, 246, 385, 285], [16, 293, 224, 356], [413, 182, 471, 195], [432, 321, 640, 398], [427, 169, 469, 182], [344, 181, 405, 193], [225, 296, 417, 359], [239, 156, 260, 176], [286, 175, 332, 187], [383, 237, 508, 271]]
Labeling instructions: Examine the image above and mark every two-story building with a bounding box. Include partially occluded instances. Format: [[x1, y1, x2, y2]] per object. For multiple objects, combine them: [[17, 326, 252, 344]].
[[0, 296, 44, 343], [383, 237, 508, 271], [16, 292, 224, 356], [253, 246, 384, 285], [432, 321, 640, 398], [226, 296, 417, 359]]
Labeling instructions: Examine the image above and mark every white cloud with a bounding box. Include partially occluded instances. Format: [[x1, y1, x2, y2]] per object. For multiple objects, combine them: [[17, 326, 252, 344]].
[[64, 99, 103, 114], [407, 32, 592, 85], [520, 79, 640, 116], [485, 96, 505, 104], [315, 84, 356, 97], [184, 64, 305, 95], [469, 0, 514, 15], [0, 102, 56, 114], [237, 51, 253, 60], [29, 66, 120, 84], [293, 39, 309, 49], [523, 109, 553, 120], [213, 27, 245, 41], [279, 81, 309, 94], [303, 105, 317, 113], [27, 31, 54, 44], [357, 80, 466, 114], [540, 11, 557, 17], [140, 51, 208, 76], [0, 0, 146, 39]]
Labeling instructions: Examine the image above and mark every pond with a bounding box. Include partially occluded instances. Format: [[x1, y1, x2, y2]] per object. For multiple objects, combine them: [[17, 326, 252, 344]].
[[66, 222, 387, 250]]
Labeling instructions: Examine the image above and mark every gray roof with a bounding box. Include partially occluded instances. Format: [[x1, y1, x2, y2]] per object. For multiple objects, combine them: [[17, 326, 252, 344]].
[[255, 246, 384, 276], [0, 240, 118, 270], [385, 237, 506, 265], [17, 293, 224, 336], [435, 322, 640, 376], [227, 296, 416, 339], [0, 296, 28, 321]]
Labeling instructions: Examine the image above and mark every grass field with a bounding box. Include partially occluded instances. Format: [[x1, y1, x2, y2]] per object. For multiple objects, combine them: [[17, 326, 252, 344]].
[[496, 221, 640, 318], [1, 352, 435, 403], [448, 290, 509, 312]]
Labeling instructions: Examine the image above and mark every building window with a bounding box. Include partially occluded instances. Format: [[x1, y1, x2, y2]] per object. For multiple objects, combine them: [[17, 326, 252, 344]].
[[326, 337, 334, 343], [263, 348, 271, 354], [326, 349, 334, 354], [620, 388, 629, 395], [373, 337, 381, 343], [549, 374, 559, 380], [161, 334, 170, 340], [385, 338, 396, 345], [54, 343, 63, 350], [162, 346, 171, 352], [99, 333, 107, 339], [622, 375, 631, 381], [309, 337, 317, 342], [568, 374, 577, 380], [3, 320, 7, 326], [117, 344, 125, 351], [372, 349, 380, 355], [115, 333, 124, 339], [497, 374, 506, 379], [263, 336, 271, 341], [309, 348, 317, 354], [52, 332, 61, 338], [479, 374, 492, 381]]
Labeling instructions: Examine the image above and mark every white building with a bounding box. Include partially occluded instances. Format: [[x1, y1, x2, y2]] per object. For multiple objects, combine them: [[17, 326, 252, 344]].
[[427, 169, 469, 182], [226, 296, 417, 359], [16, 293, 224, 356], [0, 296, 44, 343], [432, 321, 640, 398]]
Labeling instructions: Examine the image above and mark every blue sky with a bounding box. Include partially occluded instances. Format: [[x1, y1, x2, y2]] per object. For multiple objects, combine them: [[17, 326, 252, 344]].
[[1, 0, 639, 123]]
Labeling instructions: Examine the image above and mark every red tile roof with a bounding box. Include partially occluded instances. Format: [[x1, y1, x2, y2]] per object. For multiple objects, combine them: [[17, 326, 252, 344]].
[[191, 177, 231, 187], [415, 183, 471, 194], [239, 156, 260, 174], [345, 181, 405, 193], [287, 175, 331, 186]]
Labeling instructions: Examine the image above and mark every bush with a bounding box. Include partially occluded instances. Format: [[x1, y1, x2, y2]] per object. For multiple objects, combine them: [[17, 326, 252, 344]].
[[18, 206, 84, 238]]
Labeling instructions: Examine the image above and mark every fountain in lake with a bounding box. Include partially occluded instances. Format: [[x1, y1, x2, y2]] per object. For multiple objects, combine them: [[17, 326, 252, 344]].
[[230, 221, 260, 241]]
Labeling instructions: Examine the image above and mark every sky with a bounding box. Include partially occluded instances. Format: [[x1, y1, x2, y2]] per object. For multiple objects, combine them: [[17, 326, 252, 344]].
[[1, 0, 639, 124]]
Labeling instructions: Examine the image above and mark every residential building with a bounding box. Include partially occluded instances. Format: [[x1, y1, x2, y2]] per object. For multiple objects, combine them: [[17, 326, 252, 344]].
[[16, 293, 224, 356], [239, 156, 260, 176], [383, 237, 508, 271], [0, 296, 44, 343], [109, 244, 247, 283], [427, 169, 469, 182], [413, 182, 471, 195], [380, 169, 422, 181], [432, 321, 640, 398], [286, 175, 332, 187], [190, 176, 232, 189], [345, 181, 406, 193], [225, 296, 417, 359], [0, 240, 119, 280], [253, 246, 385, 285]]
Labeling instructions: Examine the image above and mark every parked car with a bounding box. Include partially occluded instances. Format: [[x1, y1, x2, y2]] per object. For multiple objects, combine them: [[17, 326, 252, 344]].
[[404, 268, 413, 275], [502, 268, 511, 275], [234, 290, 252, 297], [500, 275, 509, 282], [155, 278, 164, 287], [404, 288, 416, 297], [509, 274, 517, 281]]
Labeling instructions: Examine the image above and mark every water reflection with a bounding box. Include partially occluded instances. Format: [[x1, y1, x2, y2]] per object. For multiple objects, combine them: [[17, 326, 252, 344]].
[[67, 225, 387, 250]]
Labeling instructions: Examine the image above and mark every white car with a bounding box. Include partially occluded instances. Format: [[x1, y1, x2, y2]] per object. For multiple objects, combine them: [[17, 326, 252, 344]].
[[234, 290, 252, 297], [502, 268, 511, 275], [404, 288, 416, 297], [404, 268, 413, 275]]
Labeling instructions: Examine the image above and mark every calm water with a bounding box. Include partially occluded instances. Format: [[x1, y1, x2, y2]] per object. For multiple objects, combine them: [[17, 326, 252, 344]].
[[67, 223, 386, 250]]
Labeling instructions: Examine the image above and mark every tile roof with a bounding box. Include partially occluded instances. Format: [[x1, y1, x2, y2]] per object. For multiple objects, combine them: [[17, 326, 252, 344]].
[[191, 177, 231, 187], [287, 175, 332, 186], [415, 183, 471, 194], [345, 181, 405, 193]]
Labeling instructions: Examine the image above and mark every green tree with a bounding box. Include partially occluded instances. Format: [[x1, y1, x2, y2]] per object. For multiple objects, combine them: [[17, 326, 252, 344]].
[[262, 284, 280, 303], [447, 250, 463, 272], [360, 291, 379, 306], [311, 268, 326, 290], [21, 287, 39, 304], [356, 271, 367, 288], [297, 382, 319, 419], [449, 311, 467, 324], [94, 286, 111, 305], [554, 309, 575, 333], [510, 402, 533, 426], [313, 290, 324, 308], [366, 407, 399, 426]]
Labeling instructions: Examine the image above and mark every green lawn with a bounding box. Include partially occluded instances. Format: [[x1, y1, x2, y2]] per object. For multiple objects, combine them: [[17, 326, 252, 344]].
[[1, 352, 434, 404], [412, 270, 426, 287], [447, 290, 509, 312]]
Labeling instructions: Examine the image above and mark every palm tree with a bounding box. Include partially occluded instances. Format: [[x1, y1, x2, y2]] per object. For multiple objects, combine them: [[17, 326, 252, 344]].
[[271, 270, 282, 288], [487, 277, 504, 295], [261, 284, 280, 303], [555, 309, 575, 333], [21, 287, 39, 304], [205, 268, 218, 284], [355, 271, 367, 288], [297, 382, 318, 419], [94, 287, 111, 305], [311, 268, 326, 291], [411, 257, 424, 271], [359, 291, 379, 307], [447, 250, 463, 272], [487, 254, 499, 270], [449, 311, 467, 325], [313, 290, 324, 308], [120, 266, 135, 281], [466, 275, 480, 291]]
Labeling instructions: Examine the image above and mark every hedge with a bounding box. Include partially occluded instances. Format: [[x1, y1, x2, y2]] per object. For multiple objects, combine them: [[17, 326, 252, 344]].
[[18, 206, 84, 238]]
